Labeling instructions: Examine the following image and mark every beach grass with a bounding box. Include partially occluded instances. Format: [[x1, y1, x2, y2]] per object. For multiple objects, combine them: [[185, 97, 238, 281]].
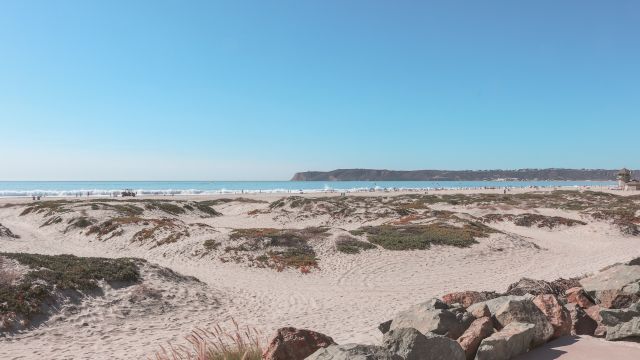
[[152, 320, 262, 360]]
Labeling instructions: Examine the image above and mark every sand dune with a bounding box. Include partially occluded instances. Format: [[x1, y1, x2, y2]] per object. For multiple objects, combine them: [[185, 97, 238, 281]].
[[1, 189, 640, 359]]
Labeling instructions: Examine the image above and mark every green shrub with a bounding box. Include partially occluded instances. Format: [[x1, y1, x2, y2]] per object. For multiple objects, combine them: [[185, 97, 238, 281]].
[[145, 201, 185, 215], [203, 239, 220, 251], [335, 235, 376, 254], [0, 253, 140, 323], [352, 222, 496, 250], [195, 203, 222, 217]]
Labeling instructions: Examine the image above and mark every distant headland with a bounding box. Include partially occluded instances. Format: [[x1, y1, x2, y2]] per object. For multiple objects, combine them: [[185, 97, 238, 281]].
[[290, 168, 639, 181]]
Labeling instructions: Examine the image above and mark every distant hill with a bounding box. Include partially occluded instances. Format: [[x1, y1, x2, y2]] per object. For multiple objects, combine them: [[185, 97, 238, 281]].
[[290, 169, 639, 181]]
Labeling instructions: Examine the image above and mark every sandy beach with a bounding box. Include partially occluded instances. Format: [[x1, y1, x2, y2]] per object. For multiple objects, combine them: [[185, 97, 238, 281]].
[[1, 188, 640, 359]]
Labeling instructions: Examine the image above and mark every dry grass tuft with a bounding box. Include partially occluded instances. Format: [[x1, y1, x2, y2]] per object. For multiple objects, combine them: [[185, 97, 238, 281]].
[[151, 320, 262, 360]]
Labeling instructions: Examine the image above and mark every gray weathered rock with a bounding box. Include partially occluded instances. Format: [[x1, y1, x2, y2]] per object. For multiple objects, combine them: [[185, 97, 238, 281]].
[[306, 344, 401, 360], [600, 302, 640, 327], [605, 317, 640, 341], [580, 264, 640, 308], [383, 327, 465, 360], [474, 322, 535, 360], [466, 295, 533, 317], [388, 299, 473, 339], [457, 317, 494, 360], [494, 298, 553, 346], [378, 320, 393, 334]]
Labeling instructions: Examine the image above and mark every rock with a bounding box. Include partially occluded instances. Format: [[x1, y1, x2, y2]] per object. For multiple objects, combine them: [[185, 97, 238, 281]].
[[597, 290, 638, 309], [466, 295, 534, 317], [469, 304, 491, 319], [532, 294, 571, 339], [565, 304, 597, 336], [585, 305, 602, 323], [494, 298, 554, 346], [457, 317, 494, 360], [307, 344, 400, 360], [584, 305, 606, 337], [605, 317, 640, 341], [565, 287, 595, 309], [442, 291, 499, 308], [600, 302, 640, 327], [263, 327, 335, 360], [388, 299, 474, 339], [504, 277, 580, 297], [378, 320, 393, 334], [474, 322, 535, 360], [383, 327, 465, 360], [580, 264, 640, 308]]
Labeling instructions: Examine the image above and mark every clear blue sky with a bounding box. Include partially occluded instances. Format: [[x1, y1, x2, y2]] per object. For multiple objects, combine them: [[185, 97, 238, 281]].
[[1, 1, 638, 180]]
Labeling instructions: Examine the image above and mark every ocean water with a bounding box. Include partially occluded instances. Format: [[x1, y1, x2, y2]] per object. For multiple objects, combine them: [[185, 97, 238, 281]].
[[0, 181, 617, 197]]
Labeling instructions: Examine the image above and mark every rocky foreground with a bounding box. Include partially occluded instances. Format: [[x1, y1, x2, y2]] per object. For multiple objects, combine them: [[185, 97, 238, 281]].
[[262, 258, 640, 360]]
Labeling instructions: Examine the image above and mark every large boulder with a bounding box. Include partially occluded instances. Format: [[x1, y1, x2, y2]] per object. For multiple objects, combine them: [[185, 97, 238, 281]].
[[565, 287, 595, 309], [580, 264, 640, 308], [504, 277, 580, 297], [494, 298, 554, 346], [457, 317, 494, 360], [474, 322, 535, 360], [469, 304, 491, 319], [565, 304, 597, 336], [532, 294, 571, 339], [466, 295, 533, 317], [600, 302, 640, 327], [442, 291, 499, 308], [387, 299, 474, 339], [605, 317, 640, 341], [263, 327, 336, 360], [383, 327, 465, 360], [306, 344, 400, 360]]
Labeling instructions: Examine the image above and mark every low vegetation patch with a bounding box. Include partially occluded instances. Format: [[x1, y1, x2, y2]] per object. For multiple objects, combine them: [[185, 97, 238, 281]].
[[64, 216, 95, 232], [86, 216, 146, 239], [194, 202, 223, 217], [203, 239, 221, 251], [89, 202, 145, 216], [144, 201, 186, 215], [40, 216, 63, 227], [19, 200, 75, 217], [0, 223, 20, 239], [351, 222, 496, 250], [335, 235, 376, 254], [482, 213, 587, 229], [224, 227, 328, 270], [0, 253, 140, 331]]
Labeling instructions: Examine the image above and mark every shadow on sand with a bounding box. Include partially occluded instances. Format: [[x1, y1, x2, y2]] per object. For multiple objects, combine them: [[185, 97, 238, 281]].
[[515, 336, 579, 359]]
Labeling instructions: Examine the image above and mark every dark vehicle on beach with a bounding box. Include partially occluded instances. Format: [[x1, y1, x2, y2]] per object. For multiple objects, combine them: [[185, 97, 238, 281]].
[[121, 189, 136, 197]]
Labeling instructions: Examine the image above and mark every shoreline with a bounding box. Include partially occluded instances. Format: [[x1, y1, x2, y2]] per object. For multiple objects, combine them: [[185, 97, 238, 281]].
[[0, 184, 621, 200]]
